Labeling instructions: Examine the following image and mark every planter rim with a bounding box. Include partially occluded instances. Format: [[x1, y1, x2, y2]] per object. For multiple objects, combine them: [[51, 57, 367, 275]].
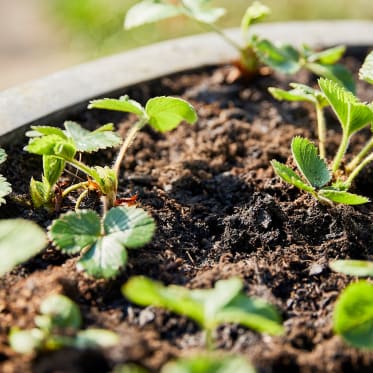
[[0, 20, 372, 140]]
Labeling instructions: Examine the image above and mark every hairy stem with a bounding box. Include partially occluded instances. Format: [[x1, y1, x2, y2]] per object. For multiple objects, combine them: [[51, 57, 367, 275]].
[[332, 132, 350, 173], [113, 118, 148, 178], [345, 152, 373, 187], [316, 103, 326, 160], [75, 189, 89, 210], [346, 137, 373, 173], [68, 159, 100, 182]]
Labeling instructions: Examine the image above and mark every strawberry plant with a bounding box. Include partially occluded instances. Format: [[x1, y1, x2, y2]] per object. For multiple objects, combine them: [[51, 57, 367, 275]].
[[122, 276, 283, 349], [124, 1, 354, 90], [9, 294, 118, 353], [271, 51, 373, 205], [0, 148, 12, 205]]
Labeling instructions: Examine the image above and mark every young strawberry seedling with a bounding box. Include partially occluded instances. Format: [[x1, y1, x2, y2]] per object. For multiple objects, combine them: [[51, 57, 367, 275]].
[[122, 276, 283, 349], [271, 51, 373, 205], [9, 294, 118, 353], [124, 1, 354, 90]]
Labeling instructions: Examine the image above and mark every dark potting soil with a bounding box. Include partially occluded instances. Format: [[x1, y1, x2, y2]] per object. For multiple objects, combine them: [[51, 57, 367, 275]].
[[1, 47, 373, 373]]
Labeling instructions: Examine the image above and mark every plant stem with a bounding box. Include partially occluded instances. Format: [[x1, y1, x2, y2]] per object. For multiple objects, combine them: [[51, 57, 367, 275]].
[[75, 189, 89, 210], [332, 132, 350, 173], [68, 158, 99, 181], [204, 328, 214, 351], [316, 102, 326, 160], [113, 118, 148, 178], [346, 137, 373, 173], [62, 181, 89, 198], [345, 152, 373, 187]]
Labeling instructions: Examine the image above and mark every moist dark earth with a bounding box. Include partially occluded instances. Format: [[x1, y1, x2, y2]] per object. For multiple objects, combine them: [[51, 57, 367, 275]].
[[1, 47, 373, 373]]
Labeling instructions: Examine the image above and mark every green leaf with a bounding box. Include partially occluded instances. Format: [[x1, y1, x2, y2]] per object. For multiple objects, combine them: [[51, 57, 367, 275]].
[[318, 189, 369, 205], [25, 135, 76, 160], [89, 95, 146, 116], [269, 83, 328, 107], [104, 206, 156, 249], [271, 160, 315, 193], [49, 210, 101, 254], [254, 39, 300, 74], [124, 0, 182, 29], [77, 234, 128, 279], [162, 354, 256, 373], [123, 277, 283, 335], [9, 328, 45, 354], [0, 175, 11, 206], [43, 156, 65, 187], [145, 96, 198, 132], [30, 177, 51, 208], [291, 137, 331, 188], [308, 63, 355, 93], [29, 126, 67, 139], [359, 51, 373, 84], [64, 121, 122, 153], [307, 45, 346, 65], [39, 294, 82, 330], [330, 260, 373, 277], [93, 166, 117, 196], [93, 123, 115, 132], [240, 1, 270, 35], [0, 148, 7, 164], [74, 329, 119, 349], [181, 0, 226, 24], [334, 281, 373, 349], [0, 219, 46, 276]]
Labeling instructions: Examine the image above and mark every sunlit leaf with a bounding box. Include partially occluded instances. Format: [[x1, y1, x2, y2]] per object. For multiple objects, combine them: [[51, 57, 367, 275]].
[[334, 281, 373, 349], [29, 126, 67, 139], [359, 51, 373, 84], [319, 189, 369, 205], [330, 260, 373, 277], [240, 1, 270, 35], [43, 156, 65, 187], [182, 0, 226, 24], [291, 137, 331, 188], [64, 121, 121, 153], [124, 0, 182, 29], [89, 95, 146, 116], [0, 175, 11, 205], [9, 328, 45, 354], [145, 96, 198, 132], [307, 45, 346, 65], [74, 329, 119, 349]]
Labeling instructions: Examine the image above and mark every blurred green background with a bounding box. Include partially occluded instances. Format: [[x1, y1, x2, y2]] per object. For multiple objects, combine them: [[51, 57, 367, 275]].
[[44, 0, 373, 59]]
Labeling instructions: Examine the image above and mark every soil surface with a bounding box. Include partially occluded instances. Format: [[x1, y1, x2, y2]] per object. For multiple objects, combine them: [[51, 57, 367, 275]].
[[1, 47, 373, 373]]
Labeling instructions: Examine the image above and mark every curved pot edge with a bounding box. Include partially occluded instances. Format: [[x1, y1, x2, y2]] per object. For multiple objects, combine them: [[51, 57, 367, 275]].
[[0, 20, 372, 142]]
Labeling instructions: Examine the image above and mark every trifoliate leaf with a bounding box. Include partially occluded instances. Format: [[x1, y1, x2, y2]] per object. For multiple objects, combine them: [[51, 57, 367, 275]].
[[269, 83, 328, 107], [25, 135, 76, 160], [0, 219, 46, 276], [359, 51, 373, 84], [271, 160, 315, 193], [307, 45, 346, 65], [39, 294, 82, 330], [124, 0, 182, 29], [319, 78, 373, 136], [9, 328, 45, 354], [0, 174, 11, 206], [334, 281, 373, 349], [309, 63, 355, 93], [74, 329, 119, 349], [43, 156, 65, 187], [49, 210, 101, 254], [77, 234, 128, 279], [330, 260, 373, 277], [162, 354, 256, 373], [145, 96, 198, 132], [319, 189, 369, 205], [123, 277, 283, 335], [254, 39, 300, 74], [89, 95, 146, 116], [240, 1, 270, 35], [181, 0, 226, 24], [103, 206, 156, 248], [0, 148, 7, 164], [29, 126, 67, 139], [291, 137, 331, 188], [64, 121, 121, 153]]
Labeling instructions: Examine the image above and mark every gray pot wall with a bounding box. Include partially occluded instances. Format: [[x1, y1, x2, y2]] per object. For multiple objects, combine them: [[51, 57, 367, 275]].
[[0, 20, 372, 143]]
